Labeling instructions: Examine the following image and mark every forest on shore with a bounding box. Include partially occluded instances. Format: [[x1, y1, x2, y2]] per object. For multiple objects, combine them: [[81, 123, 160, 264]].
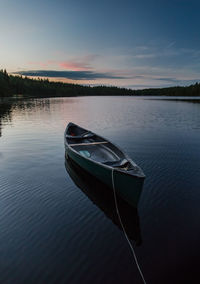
[[0, 69, 200, 97]]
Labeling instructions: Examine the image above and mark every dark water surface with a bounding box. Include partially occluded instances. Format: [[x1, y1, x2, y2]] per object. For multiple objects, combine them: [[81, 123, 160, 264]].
[[0, 97, 200, 284]]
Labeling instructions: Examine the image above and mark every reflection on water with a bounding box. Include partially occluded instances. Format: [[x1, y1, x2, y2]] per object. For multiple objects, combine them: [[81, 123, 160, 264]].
[[0, 99, 51, 137], [0, 96, 200, 283], [0, 101, 12, 137], [65, 157, 142, 245]]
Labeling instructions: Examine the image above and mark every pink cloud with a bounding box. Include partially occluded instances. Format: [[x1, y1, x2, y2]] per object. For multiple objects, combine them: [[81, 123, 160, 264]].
[[27, 54, 98, 71], [27, 59, 90, 71], [58, 55, 99, 71], [58, 61, 90, 71]]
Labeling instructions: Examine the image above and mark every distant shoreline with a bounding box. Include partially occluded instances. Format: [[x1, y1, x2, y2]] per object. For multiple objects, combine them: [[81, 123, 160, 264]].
[[1, 69, 200, 98]]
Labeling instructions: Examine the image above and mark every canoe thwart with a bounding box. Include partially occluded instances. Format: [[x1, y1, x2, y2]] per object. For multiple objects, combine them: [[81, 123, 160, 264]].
[[70, 141, 109, 147]]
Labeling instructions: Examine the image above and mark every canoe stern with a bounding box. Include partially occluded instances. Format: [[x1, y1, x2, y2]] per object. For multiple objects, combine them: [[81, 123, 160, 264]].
[[66, 145, 144, 207], [113, 170, 145, 207]]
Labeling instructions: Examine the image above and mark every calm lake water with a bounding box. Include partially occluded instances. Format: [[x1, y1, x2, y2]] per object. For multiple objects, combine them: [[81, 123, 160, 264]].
[[0, 96, 200, 284]]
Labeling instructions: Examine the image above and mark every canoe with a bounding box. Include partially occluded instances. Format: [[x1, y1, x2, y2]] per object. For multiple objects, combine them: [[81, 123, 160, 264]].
[[64, 122, 145, 207], [65, 157, 142, 245]]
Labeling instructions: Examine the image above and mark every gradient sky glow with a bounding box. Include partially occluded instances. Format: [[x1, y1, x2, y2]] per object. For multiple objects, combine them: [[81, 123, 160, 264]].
[[1, 0, 200, 88]]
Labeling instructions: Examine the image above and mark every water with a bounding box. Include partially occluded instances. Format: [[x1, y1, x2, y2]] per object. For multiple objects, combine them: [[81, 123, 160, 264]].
[[0, 96, 200, 284]]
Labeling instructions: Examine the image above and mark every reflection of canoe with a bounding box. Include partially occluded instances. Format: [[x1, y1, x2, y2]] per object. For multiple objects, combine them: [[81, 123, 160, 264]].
[[65, 157, 142, 245], [64, 122, 145, 207]]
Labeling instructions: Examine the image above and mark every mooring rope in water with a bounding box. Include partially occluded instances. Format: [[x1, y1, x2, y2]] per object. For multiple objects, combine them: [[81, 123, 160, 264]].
[[111, 169, 147, 284]]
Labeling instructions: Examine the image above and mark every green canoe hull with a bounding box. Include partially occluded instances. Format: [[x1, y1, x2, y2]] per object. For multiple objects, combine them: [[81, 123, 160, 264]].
[[65, 146, 144, 208]]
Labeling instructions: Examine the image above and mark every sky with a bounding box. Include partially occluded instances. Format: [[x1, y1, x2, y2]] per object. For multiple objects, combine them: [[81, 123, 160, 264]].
[[1, 0, 200, 89]]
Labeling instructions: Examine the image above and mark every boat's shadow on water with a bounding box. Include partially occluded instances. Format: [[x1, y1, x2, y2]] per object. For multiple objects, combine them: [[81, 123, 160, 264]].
[[65, 156, 142, 246]]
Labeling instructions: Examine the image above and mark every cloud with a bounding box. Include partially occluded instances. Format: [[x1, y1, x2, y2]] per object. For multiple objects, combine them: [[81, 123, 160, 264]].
[[28, 61, 50, 67], [28, 60, 90, 71], [133, 54, 157, 59], [153, 77, 200, 85], [58, 61, 90, 71], [132, 49, 180, 60], [153, 77, 183, 83], [129, 43, 200, 64], [58, 55, 99, 71], [27, 55, 99, 71], [14, 70, 125, 80]]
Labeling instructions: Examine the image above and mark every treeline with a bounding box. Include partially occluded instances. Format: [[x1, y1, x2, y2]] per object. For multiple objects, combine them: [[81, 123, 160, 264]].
[[133, 84, 200, 96], [0, 69, 134, 97], [0, 69, 200, 97]]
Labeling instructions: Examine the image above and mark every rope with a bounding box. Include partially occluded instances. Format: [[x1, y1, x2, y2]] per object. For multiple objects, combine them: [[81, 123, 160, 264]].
[[111, 168, 147, 284]]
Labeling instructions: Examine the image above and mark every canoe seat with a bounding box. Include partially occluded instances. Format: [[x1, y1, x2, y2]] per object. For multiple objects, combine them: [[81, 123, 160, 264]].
[[104, 158, 129, 168]]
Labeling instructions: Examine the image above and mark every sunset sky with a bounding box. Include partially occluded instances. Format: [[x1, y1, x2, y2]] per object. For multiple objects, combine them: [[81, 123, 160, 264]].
[[1, 0, 200, 88]]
